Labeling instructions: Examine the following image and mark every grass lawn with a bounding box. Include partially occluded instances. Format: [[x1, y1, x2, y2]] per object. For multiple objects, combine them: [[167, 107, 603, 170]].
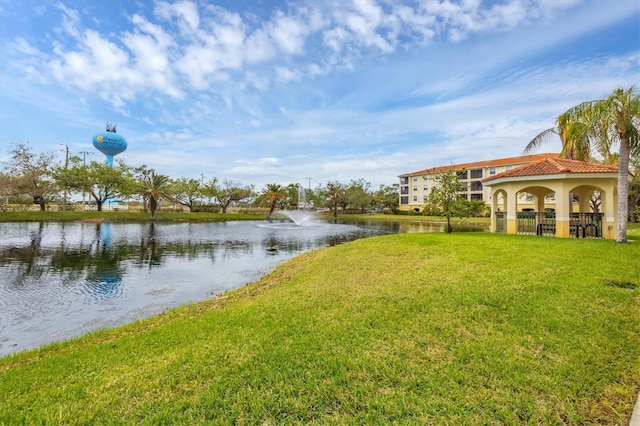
[[1, 232, 638, 424]]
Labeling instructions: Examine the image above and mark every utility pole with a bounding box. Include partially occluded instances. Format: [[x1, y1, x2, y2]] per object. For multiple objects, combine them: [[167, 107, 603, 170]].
[[200, 173, 205, 206], [58, 144, 69, 211], [305, 177, 312, 208], [79, 151, 93, 210]]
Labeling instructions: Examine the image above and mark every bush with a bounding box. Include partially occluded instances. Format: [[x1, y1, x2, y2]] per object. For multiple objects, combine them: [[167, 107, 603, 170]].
[[192, 205, 221, 213]]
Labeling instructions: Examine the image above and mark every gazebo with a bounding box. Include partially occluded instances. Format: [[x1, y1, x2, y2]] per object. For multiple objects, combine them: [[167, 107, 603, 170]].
[[482, 158, 626, 240]]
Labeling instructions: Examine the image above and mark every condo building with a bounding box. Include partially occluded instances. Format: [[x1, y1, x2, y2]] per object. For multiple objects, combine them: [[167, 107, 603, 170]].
[[397, 153, 560, 212]]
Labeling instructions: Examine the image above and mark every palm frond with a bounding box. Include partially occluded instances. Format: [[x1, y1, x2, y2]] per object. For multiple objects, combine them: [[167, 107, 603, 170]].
[[523, 127, 558, 154]]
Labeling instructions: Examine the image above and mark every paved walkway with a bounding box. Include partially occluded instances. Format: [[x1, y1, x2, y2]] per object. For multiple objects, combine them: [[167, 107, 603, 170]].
[[630, 392, 640, 426]]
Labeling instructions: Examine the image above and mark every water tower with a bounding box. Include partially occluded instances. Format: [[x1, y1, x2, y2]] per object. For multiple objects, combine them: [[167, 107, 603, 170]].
[[92, 122, 127, 166]]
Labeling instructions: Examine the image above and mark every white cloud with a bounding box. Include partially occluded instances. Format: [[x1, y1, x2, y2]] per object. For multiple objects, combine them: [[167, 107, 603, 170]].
[[267, 11, 309, 55]]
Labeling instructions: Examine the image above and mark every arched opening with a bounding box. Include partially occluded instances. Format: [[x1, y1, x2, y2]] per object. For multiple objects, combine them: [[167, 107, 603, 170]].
[[567, 184, 607, 238], [516, 186, 555, 236], [491, 189, 507, 233]]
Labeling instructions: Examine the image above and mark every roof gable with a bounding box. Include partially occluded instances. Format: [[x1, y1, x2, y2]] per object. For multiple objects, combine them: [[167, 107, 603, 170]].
[[482, 158, 619, 183], [399, 153, 560, 177]]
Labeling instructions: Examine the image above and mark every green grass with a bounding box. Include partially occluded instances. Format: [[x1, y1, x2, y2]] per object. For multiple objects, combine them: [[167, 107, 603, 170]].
[[1, 233, 638, 424]]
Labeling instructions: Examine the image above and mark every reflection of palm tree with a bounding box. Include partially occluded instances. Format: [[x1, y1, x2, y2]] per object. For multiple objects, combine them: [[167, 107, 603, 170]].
[[525, 87, 639, 243], [259, 183, 287, 222], [139, 171, 171, 220]]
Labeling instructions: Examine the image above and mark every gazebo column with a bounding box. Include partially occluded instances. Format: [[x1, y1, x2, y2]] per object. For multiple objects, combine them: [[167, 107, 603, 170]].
[[489, 192, 497, 233], [555, 183, 571, 238], [602, 189, 616, 240], [506, 189, 518, 235]]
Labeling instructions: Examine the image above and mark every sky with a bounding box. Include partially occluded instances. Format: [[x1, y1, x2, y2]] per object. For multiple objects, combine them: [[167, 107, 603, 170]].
[[0, 0, 638, 191]]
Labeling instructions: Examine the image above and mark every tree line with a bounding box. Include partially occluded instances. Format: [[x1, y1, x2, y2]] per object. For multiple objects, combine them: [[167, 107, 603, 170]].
[[0, 143, 399, 218]]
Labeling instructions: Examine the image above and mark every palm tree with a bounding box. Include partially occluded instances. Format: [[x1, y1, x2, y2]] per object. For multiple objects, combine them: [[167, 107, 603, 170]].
[[259, 183, 287, 222], [527, 86, 639, 243], [325, 181, 346, 218], [524, 112, 601, 161], [139, 171, 171, 220]]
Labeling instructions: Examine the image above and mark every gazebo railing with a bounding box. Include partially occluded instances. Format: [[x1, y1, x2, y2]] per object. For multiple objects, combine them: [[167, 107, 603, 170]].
[[495, 211, 506, 233], [524, 211, 556, 237], [504, 211, 603, 238], [569, 212, 603, 238]]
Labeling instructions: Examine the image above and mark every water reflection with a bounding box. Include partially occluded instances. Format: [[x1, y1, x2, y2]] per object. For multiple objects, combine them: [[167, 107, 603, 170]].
[[0, 220, 391, 356], [0, 219, 486, 356]]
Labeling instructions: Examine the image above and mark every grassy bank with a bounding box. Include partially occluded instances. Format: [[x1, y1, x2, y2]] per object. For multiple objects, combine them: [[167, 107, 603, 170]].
[[1, 233, 638, 424]]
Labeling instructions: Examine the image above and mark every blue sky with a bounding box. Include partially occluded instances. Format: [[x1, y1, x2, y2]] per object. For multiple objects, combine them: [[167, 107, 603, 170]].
[[0, 0, 638, 190]]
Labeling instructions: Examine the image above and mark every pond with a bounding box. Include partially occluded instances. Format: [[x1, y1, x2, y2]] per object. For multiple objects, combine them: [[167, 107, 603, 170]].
[[0, 218, 486, 356]]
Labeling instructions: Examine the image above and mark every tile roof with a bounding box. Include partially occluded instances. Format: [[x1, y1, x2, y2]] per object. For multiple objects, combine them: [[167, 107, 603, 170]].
[[482, 158, 619, 183], [399, 153, 560, 177]]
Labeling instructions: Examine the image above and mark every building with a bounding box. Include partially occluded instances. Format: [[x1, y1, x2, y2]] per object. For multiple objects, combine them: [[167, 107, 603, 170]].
[[397, 153, 560, 212]]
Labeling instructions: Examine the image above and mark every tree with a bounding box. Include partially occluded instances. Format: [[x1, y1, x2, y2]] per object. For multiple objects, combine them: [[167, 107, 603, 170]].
[[258, 183, 287, 221], [5, 143, 57, 211], [63, 160, 134, 211], [345, 178, 373, 213], [210, 179, 254, 213], [0, 172, 15, 209], [373, 184, 399, 213], [324, 181, 347, 218], [283, 183, 301, 210], [427, 169, 467, 233], [170, 177, 202, 212], [199, 177, 219, 206], [527, 86, 639, 243], [139, 170, 171, 219]]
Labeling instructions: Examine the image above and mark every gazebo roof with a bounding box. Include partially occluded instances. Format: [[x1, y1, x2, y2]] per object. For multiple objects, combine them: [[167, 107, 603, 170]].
[[481, 158, 619, 183]]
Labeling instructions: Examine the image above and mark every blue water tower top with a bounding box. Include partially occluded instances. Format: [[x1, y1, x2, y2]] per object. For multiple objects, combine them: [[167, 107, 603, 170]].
[[92, 123, 127, 166]]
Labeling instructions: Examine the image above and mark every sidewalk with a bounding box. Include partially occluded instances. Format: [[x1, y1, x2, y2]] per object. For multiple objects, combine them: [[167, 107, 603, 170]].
[[630, 392, 640, 426]]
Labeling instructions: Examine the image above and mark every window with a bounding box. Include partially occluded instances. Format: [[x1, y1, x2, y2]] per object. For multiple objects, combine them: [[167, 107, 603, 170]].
[[400, 177, 409, 184], [457, 170, 468, 180], [423, 195, 428, 201], [506, 165, 513, 171], [401, 186, 409, 194], [413, 196, 418, 202], [489, 167, 496, 175], [413, 186, 418, 192], [470, 182, 483, 192], [470, 169, 482, 179], [470, 193, 483, 201], [413, 177, 418, 182], [423, 185, 428, 191], [423, 176, 428, 180], [400, 196, 409, 204]]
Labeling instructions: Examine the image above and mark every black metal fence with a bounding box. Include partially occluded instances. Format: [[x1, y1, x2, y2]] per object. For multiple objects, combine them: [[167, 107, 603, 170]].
[[495, 211, 506, 233], [495, 211, 604, 238], [570, 212, 603, 238]]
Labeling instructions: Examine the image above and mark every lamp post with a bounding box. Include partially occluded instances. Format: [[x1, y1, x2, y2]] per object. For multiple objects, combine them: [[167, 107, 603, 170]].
[[58, 144, 69, 211], [79, 151, 93, 210]]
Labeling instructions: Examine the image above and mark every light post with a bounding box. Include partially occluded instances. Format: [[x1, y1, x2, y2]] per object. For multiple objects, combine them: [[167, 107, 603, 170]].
[[58, 144, 69, 211], [79, 151, 93, 210]]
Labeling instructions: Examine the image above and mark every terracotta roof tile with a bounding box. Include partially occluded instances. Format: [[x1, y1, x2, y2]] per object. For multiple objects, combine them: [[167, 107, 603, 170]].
[[481, 158, 619, 182], [399, 153, 560, 177]]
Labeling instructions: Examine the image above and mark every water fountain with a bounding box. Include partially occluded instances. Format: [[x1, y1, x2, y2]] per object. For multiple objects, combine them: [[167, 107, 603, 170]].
[[281, 184, 314, 226]]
